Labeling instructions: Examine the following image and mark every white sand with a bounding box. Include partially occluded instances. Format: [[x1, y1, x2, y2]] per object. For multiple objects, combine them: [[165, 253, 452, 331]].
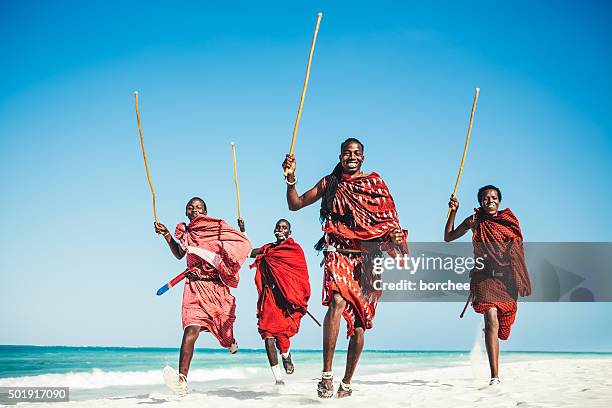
[[14, 357, 611, 408]]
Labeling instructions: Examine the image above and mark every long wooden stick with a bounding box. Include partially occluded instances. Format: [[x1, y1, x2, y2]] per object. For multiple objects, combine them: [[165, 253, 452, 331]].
[[447, 87, 480, 218], [459, 292, 473, 318], [284, 12, 323, 176], [230, 142, 242, 220], [306, 310, 322, 327], [134, 91, 158, 224]]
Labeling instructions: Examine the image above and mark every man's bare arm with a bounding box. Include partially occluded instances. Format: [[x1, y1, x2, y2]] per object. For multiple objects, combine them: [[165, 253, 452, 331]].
[[444, 195, 473, 242], [287, 178, 324, 211], [154, 222, 186, 260], [282, 154, 324, 211]]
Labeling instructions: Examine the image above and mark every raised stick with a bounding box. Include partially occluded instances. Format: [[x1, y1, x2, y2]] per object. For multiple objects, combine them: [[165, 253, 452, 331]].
[[447, 87, 480, 218], [231, 142, 242, 220], [284, 12, 323, 176], [134, 91, 158, 224]]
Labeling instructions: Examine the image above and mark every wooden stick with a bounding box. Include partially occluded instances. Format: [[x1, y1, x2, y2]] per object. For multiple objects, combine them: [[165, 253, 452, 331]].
[[447, 87, 480, 218], [134, 91, 158, 224], [306, 310, 322, 327], [231, 142, 242, 220], [284, 12, 323, 176], [459, 292, 473, 318]]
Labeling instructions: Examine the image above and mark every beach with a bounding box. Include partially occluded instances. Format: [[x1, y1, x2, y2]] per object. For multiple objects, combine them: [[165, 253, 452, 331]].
[[1, 347, 610, 407]]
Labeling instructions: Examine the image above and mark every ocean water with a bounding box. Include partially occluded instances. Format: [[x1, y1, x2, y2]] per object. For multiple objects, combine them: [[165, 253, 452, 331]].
[[0, 345, 609, 402]]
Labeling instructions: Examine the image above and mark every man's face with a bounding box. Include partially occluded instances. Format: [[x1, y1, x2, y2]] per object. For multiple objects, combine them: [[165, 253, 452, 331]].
[[185, 199, 206, 220], [480, 189, 500, 215], [339, 141, 364, 174], [274, 220, 291, 242]]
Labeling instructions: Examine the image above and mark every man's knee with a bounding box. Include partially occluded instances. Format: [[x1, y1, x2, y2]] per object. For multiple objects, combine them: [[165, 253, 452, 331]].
[[329, 293, 346, 312], [484, 309, 499, 332], [352, 326, 365, 338], [183, 326, 201, 341]]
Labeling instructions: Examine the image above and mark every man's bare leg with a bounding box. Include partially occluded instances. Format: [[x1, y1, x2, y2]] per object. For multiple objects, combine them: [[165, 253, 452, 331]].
[[318, 293, 345, 398], [484, 308, 500, 380], [336, 326, 364, 398], [179, 325, 201, 378], [343, 326, 364, 383], [264, 337, 284, 384], [323, 293, 345, 372], [264, 337, 279, 366]]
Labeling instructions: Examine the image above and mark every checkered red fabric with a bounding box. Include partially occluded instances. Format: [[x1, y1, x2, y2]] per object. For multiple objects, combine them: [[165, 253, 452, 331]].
[[473, 301, 517, 340], [470, 208, 530, 341], [471, 208, 531, 298]]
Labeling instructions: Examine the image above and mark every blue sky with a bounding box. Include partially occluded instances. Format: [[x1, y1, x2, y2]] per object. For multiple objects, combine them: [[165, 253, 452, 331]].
[[1, 0, 611, 351]]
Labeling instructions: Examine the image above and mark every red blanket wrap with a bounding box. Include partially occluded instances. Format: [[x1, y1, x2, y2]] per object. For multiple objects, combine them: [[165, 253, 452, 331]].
[[321, 172, 408, 337], [470, 208, 531, 340], [174, 214, 251, 347], [250, 238, 310, 353]]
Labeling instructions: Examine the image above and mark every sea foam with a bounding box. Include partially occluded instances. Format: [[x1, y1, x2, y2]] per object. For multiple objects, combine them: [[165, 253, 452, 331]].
[[0, 366, 263, 389]]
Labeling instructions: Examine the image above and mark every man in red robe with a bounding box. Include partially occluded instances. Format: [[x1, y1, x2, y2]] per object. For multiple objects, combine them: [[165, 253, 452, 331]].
[[282, 138, 408, 398], [445, 185, 531, 386], [154, 197, 251, 395], [248, 219, 310, 384]]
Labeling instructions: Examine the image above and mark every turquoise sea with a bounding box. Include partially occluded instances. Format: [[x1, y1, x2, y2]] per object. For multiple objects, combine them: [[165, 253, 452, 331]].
[[0, 346, 609, 402]]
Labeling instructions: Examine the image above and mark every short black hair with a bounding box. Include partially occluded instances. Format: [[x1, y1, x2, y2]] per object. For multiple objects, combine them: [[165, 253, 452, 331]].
[[477, 185, 502, 203], [187, 197, 207, 211], [340, 137, 364, 153], [276, 218, 291, 230]]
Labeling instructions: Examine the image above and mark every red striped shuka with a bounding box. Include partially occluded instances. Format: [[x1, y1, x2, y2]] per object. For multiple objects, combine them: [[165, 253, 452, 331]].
[[470, 208, 531, 340], [320, 172, 408, 338], [174, 214, 251, 347]]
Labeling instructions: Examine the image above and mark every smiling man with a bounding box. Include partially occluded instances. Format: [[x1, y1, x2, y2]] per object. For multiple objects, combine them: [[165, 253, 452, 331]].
[[154, 197, 251, 396], [282, 138, 408, 398], [248, 219, 310, 385], [444, 185, 531, 386]]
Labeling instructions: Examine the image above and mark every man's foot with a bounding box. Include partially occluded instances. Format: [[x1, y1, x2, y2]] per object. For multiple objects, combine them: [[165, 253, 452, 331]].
[[281, 352, 295, 375], [337, 381, 352, 398], [162, 366, 188, 397], [489, 377, 501, 386], [317, 376, 334, 398], [228, 340, 238, 354], [275, 380, 285, 385]]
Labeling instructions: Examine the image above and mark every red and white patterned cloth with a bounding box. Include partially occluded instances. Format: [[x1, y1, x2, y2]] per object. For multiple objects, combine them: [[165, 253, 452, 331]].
[[321, 172, 408, 337], [174, 214, 251, 347]]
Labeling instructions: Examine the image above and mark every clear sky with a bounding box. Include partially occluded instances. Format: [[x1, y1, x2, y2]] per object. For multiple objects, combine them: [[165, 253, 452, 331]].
[[1, 0, 611, 351]]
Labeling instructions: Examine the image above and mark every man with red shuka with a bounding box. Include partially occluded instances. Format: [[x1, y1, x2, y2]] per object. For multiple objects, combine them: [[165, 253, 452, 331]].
[[282, 138, 408, 398], [247, 219, 310, 385], [154, 197, 251, 396], [444, 185, 531, 386]]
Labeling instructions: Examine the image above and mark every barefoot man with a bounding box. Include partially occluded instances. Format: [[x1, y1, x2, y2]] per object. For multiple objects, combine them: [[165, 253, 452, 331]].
[[282, 138, 408, 398], [154, 197, 251, 395], [444, 185, 531, 386], [247, 219, 310, 385]]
